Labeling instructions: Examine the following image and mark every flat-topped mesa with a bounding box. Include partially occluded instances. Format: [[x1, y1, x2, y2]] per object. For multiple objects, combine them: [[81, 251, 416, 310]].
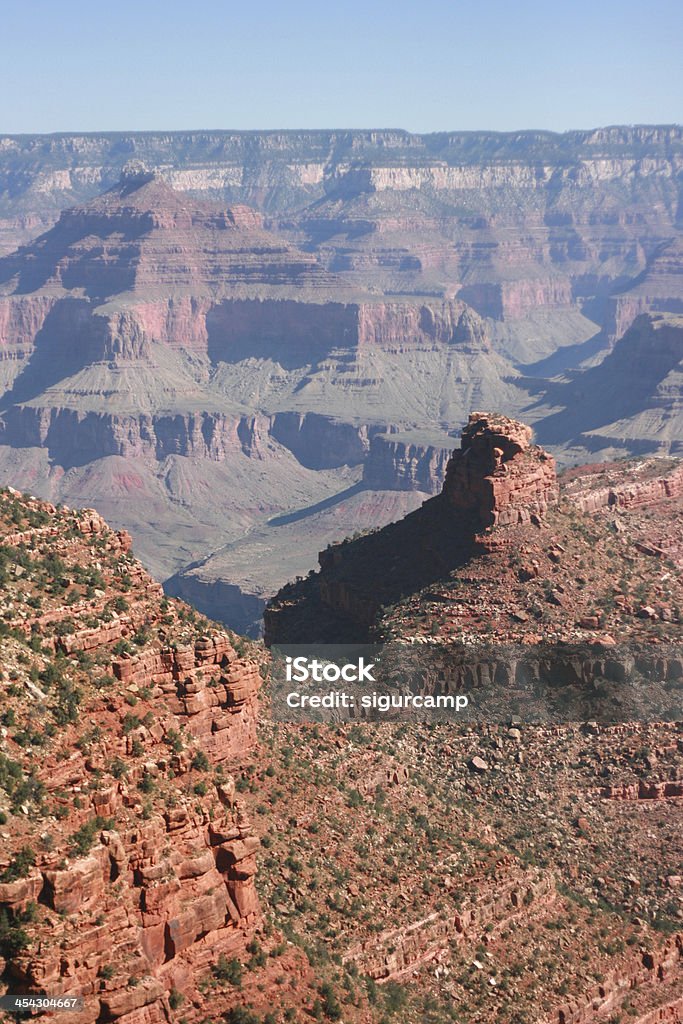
[[443, 412, 559, 528]]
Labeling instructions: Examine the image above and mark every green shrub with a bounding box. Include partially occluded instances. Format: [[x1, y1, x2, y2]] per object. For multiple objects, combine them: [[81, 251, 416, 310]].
[[0, 909, 31, 957], [0, 846, 35, 882], [246, 939, 266, 968], [224, 1009, 258, 1024], [138, 774, 156, 794], [383, 980, 408, 1016], [191, 750, 210, 772], [68, 817, 114, 857], [165, 729, 183, 753], [168, 989, 184, 1009], [319, 982, 342, 1020], [212, 954, 243, 986]]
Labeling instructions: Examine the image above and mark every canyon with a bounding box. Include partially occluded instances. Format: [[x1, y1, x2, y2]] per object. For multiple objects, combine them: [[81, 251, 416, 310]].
[[0, 111, 680, 1024], [0, 128, 681, 631]]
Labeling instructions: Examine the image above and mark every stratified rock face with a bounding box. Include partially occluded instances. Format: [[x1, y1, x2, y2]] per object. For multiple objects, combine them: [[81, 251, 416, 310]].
[[0, 489, 262, 1023], [605, 236, 683, 341], [1, 127, 682, 336], [563, 457, 683, 515], [0, 170, 334, 308], [443, 412, 559, 527]]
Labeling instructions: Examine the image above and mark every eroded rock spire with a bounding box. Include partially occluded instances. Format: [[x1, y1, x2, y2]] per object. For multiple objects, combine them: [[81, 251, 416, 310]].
[[443, 412, 559, 528]]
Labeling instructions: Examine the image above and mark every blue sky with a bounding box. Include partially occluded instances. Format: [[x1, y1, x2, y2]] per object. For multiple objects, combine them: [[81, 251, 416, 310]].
[[1, 0, 681, 134]]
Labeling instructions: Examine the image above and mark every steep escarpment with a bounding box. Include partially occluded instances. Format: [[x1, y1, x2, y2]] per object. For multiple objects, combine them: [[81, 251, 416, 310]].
[[0, 489, 270, 1023], [2, 126, 680, 211]]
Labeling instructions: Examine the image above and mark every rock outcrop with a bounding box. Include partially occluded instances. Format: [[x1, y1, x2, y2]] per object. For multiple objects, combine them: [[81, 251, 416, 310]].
[[604, 236, 683, 341], [443, 412, 558, 527]]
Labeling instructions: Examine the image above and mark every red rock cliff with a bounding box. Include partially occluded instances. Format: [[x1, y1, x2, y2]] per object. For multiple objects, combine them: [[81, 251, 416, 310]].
[[0, 489, 262, 1024]]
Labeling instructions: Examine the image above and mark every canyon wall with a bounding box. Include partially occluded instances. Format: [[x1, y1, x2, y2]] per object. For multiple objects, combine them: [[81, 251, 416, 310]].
[[1, 126, 681, 215], [0, 491, 262, 1024]]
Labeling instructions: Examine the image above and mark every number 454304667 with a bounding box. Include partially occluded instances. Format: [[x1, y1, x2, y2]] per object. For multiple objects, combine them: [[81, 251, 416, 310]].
[[0, 995, 84, 1012]]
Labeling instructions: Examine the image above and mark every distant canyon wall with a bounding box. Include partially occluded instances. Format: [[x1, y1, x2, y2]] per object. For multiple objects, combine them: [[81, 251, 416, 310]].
[[1, 125, 681, 215], [363, 434, 453, 493]]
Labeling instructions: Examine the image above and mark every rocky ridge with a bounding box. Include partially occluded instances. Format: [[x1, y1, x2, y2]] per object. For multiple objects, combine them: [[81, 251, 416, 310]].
[[0, 488, 269, 1024], [265, 412, 683, 654]]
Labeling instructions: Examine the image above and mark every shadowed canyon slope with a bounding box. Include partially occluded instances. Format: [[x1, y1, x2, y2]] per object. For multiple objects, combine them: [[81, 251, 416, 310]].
[[0, 128, 682, 630]]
